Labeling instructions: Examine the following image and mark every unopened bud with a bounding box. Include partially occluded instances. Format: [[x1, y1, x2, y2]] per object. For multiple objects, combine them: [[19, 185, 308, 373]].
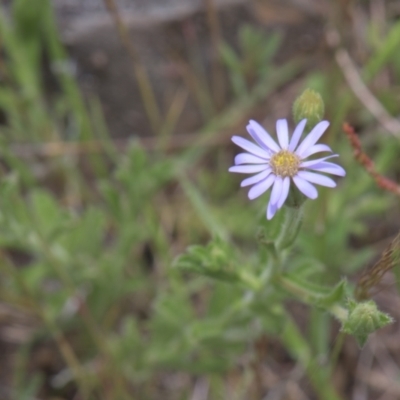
[[293, 89, 325, 130], [341, 300, 393, 347]]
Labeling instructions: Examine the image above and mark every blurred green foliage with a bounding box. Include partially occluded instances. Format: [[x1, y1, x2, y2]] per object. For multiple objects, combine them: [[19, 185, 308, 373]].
[[0, 1, 400, 400]]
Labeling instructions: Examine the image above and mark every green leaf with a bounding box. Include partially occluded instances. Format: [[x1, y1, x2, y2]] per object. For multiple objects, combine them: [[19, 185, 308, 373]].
[[278, 274, 348, 310], [59, 207, 106, 256], [13, 0, 46, 39], [315, 280, 348, 309], [276, 206, 303, 250], [219, 42, 242, 75], [174, 238, 240, 283], [98, 181, 123, 220], [18, 262, 51, 295], [29, 189, 65, 239], [286, 256, 325, 278], [179, 174, 228, 240], [364, 21, 400, 80], [187, 319, 224, 342], [256, 204, 286, 244]]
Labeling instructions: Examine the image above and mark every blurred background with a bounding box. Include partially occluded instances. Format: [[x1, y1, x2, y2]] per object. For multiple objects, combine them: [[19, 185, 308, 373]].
[[1, 0, 400, 399]]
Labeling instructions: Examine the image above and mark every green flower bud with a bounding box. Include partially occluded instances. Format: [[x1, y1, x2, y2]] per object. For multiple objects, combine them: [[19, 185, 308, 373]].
[[341, 300, 393, 347], [293, 89, 325, 130]]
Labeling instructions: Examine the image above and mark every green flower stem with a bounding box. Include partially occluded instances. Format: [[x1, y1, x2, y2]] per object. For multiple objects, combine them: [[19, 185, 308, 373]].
[[310, 308, 330, 356], [330, 304, 349, 322], [329, 331, 346, 372], [276, 206, 303, 251], [275, 274, 315, 302], [239, 270, 263, 291], [264, 242, 280, 264], [281, 310, 343, 400]]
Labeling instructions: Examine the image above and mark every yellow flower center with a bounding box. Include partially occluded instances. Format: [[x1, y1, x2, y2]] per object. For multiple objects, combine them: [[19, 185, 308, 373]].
[[270, 150, 300, 177]]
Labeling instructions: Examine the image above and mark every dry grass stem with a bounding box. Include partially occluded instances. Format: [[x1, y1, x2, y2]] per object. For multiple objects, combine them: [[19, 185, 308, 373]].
[[327, 29, 400, 139], [343, 123, 400, 198], [356, 231, 400, 300], [103, 0, 162, 133], [204, 0, 225, 109]]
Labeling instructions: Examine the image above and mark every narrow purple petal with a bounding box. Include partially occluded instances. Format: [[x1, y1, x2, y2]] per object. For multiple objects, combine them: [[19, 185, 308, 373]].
[[300, 154, 339, 168], [276, 119, 289, 149], [297, 171, 336, 187], [246, 127, 272, 153], [295, 121, 330, 158], [248, 120, 280, 152], [232, 136, 270, 159], [235, 153, 269, 165], [229, 165, 268, 174], [277, 177, 290, 208], [300, 144, 332, 159], [267, 201, 278, 220], [270, 176, 283, 205], [308, 162, 346, 176], [248, 174, 275, 200], [288, 119, 307, 151], [293, 175, 318, 199], [241, 168, 272, 187]]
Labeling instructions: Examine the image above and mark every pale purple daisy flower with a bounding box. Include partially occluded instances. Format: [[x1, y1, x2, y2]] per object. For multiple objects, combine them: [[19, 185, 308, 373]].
[[229, 119, 346, 220]]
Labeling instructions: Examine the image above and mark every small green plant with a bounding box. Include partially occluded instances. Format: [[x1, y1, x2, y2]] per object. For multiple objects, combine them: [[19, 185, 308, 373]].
[[220, 25, 282, 97], [1, 1, 400, 399], [173, 89, 394, 399]]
